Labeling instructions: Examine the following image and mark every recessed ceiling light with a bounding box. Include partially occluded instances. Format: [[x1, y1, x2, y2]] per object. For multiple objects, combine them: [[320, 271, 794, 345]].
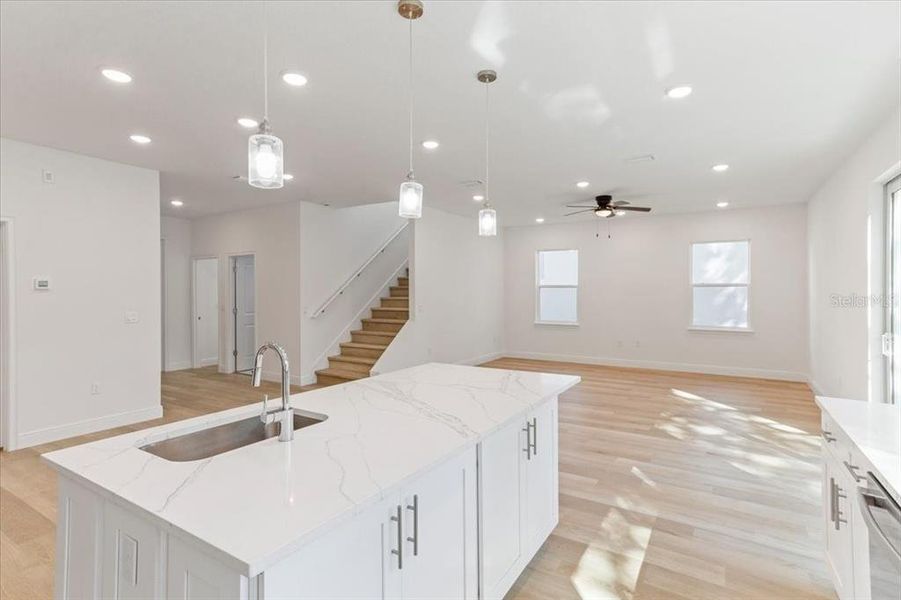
[[712, 164, 730, 172], [129, 134, 151, 144], [170, 199, 184, 207], [283, 173, 294, 181], [281, 72, 308, 87], [421, 140, 439, 150], [535, 217, 545, 223], [576, 181, 590, 188], [473, 194, 484, 201], [665, 85, 692, 99], [237, 117, 259, 129], [716, 201, 729, 208], [101, 68, 132, 83]]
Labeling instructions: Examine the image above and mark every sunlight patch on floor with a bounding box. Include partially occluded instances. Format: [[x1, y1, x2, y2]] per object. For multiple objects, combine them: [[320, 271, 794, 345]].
[[570, 508, 651, 600]]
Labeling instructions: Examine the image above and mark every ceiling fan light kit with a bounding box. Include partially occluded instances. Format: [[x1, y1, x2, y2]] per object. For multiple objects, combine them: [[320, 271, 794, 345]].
[[564, 194, 652, 219]]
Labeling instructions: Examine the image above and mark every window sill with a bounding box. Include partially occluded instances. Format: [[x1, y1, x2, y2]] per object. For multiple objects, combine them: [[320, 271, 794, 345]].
[[688, 326, 755, 333], [535, 321, 579, 327]]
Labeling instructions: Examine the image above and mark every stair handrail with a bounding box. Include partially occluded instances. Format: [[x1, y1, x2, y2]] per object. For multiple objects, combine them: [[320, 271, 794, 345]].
[[310, 221, 409, 319]]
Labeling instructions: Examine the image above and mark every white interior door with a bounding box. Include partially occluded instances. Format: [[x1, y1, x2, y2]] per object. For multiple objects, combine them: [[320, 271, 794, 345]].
[[193, 258, 219, 368], [233, 255, 255, 372]]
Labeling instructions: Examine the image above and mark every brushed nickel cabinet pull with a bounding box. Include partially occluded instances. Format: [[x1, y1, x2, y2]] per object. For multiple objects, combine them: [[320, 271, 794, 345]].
[[822, 430, 837, 443], [391, 504, 403, 569], [522, 423, 531, 460], [843, 460, 865, 483], [406, 494, 419, 556], [529, 418, 537, 456]]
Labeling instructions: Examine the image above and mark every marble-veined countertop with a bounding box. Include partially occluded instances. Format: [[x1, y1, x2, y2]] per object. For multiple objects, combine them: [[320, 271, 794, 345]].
[[43, 363, 580, 577]]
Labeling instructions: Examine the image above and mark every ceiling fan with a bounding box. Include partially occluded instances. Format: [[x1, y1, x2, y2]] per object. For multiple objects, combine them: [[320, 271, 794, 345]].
[[565, 194, 652, 218]]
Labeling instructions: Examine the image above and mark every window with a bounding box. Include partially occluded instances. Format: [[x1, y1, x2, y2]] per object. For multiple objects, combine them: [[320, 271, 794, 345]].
[[536, 250, 578, 324], [690, 240, 750, 330]]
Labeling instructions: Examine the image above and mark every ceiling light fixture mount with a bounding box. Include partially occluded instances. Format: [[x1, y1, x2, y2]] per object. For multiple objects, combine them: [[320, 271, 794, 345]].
[[397, 0, 425, 219]]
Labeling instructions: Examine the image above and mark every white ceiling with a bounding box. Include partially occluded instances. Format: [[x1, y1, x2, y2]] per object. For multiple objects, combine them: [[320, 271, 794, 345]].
[[1, 1, 899, 225]]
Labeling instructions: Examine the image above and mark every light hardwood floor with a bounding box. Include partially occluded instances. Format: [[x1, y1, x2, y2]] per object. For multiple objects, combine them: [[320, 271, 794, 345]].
[[0, 360, 834, 599]]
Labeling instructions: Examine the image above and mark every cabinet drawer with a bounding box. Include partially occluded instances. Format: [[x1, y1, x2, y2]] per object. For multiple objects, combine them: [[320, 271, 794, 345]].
[[821, 412, 852, 463]]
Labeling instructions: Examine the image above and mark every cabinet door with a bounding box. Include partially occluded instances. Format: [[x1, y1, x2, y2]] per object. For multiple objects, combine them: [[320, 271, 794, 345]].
[[101, 502, 164, 599], [262, 494, 402, 600], [823, 453, 856, 600], [399, 447, 478, 600], [55, 477, 103, 600], [167, 536, 248, 600], [479, 417, 527, 599], [523, 399, 558, 553]]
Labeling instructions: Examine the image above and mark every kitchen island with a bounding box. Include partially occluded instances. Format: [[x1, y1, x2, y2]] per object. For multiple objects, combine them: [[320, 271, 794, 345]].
[[43, 363, 580, 599]]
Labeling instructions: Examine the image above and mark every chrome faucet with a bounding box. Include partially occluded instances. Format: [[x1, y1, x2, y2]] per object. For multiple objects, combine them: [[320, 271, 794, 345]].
[[251, 342, 294, 442]]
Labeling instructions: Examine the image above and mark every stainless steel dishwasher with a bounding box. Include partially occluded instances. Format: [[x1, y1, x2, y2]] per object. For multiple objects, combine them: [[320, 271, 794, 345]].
[[858, 472, 901, 600]]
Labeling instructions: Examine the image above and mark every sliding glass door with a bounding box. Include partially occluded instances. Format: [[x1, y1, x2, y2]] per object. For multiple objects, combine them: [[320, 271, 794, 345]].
[[886, 175, 901, 404]]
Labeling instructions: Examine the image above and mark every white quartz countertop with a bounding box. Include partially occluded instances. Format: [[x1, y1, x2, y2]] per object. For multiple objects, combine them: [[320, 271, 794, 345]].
[[43, 363, 580, 577], [816, 396, 901, 502]]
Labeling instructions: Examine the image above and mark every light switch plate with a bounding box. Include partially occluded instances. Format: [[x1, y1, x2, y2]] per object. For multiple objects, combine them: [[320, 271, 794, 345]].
[[124, 311, 139, 324], [33, 277, 51, 290]]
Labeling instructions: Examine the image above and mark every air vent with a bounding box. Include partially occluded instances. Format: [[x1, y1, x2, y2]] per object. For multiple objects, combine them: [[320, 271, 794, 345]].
[[459, 179, 484, 188]]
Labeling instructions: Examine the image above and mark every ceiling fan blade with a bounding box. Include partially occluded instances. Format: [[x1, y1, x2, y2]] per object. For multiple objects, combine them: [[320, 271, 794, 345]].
[[612, 200, 630, 206], [565, 204, 597, 208], [564, 209, 596, 216], [616, 206, 651, 212]]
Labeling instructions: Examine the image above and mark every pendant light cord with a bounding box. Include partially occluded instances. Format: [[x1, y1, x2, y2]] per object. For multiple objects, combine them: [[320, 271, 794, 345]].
[[484, 79, 489, 204], [263, 0, 269, 123], [408, 17, 414, 176]]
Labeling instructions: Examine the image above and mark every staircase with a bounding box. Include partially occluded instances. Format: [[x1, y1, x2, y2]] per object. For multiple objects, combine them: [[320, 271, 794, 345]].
[[314, 269, 409, 387]]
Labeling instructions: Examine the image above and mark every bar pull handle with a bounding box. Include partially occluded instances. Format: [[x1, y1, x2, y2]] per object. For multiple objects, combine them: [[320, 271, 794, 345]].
[[843, 460, 865, 483], [829, 477, 836, 523], [822, 430, 836, 443], [522, 423, 531, 460], [834, 483, 848, 530], [406, 494, 419, 556], [529, 417, 537, 456], [390, 504, 403, 569]]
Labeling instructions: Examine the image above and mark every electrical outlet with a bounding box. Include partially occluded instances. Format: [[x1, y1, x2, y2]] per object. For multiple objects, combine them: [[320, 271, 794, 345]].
[[42, 169, 54, 184], [91, 382, 101, 395]]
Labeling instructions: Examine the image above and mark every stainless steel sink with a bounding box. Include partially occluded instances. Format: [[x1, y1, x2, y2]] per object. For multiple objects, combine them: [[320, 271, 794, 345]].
[[139, 410, 326, 462]]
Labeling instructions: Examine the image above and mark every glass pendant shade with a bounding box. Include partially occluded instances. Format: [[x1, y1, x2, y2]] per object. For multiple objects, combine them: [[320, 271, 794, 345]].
[[399, 179, 424, 219], [248, 133, 284, 189], [478, 205, 497, 237]]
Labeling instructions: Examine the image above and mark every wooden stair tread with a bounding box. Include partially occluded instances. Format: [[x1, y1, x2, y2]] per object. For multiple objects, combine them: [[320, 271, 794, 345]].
[[372, 307, 408, 313], [340, 342, 389, 350], [329, 355, 376, 365], [350, 329, 395, 337], [362, 318, 407, 324], [314, 368, 366, 380]]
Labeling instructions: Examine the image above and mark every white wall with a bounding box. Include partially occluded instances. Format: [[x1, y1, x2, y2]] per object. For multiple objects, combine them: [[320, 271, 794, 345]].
[[300, 201, 407, 383], [161, 216, 192, 371], [191, 202, 301, 384], [375, 207, 504, 373], [0, 138, 162, 448], [503, 204, 809, 381], [808, 108, 901, 401]]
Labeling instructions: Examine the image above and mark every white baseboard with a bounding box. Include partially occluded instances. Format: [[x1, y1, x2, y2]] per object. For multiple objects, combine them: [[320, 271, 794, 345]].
[[503, 351, 809, 383], [17, 405, 164, 449], [197, 358, 218, 368], [299, 374, 317, 386], [807, 377, 824, 395], [164, 360, 192, 372]]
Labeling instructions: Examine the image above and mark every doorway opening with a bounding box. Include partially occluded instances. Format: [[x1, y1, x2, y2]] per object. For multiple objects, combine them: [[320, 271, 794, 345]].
[[192, 257, 219, 369], [231, 254, 256, 375]]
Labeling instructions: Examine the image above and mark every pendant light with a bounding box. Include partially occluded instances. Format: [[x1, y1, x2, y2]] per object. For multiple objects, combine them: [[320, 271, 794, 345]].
[[477, 69, 497, 237], [397, 0, 424, 219], [248, 1, 284, 189]]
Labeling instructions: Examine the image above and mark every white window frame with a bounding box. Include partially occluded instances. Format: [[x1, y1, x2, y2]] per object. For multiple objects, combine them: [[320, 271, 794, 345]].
[[689, 239, 753, 333], [535, 249, 579, 326]]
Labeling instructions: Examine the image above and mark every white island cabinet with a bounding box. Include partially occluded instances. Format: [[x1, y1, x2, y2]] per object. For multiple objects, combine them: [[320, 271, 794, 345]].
[[44, 363, 579, 600]]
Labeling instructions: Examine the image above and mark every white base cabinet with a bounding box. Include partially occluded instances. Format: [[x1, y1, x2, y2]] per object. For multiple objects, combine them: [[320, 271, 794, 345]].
[[480, 398, 559, 600], [53, 397, 561, 600]]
